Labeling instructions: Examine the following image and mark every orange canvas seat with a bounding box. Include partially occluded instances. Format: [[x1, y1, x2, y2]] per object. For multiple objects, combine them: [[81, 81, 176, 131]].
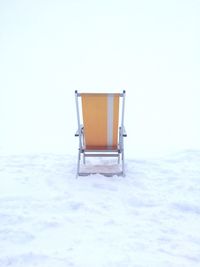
[[75, 91, 127, 177]]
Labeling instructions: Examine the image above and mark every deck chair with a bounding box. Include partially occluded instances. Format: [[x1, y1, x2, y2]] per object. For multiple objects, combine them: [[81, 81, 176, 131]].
[[75, 90, 127, 177]]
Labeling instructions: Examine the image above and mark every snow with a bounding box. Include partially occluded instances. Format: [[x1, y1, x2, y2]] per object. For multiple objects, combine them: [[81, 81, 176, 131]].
[[0, 150, 200, 267]]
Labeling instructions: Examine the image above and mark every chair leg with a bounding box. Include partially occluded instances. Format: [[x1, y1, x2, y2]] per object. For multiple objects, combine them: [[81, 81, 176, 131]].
[[83, 152, 86, 164], [122, 150, 125, 177], [118, 153, 120, 164], [76, 149, 81, 178]]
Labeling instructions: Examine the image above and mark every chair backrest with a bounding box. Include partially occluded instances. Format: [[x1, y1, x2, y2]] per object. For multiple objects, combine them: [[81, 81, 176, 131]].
[[80, 93, 120, 150]]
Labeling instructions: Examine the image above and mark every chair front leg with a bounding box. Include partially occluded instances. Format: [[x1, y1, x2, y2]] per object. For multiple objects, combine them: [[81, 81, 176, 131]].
[[76, 149, 81, 178]]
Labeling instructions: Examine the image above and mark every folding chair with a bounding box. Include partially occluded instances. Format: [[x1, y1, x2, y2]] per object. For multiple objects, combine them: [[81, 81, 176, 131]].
[[75, 90, 127, 177]]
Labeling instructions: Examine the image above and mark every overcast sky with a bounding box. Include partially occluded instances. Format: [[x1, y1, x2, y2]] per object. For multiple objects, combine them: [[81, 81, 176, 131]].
[[0, 0, 200, 158]]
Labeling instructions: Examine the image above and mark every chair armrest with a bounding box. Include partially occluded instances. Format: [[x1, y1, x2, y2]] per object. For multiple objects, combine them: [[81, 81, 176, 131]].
[[123, 127, 127, 137], [75, 129, 79, 137], [75, 125, 84, 136], [119, 126, 127, 137]]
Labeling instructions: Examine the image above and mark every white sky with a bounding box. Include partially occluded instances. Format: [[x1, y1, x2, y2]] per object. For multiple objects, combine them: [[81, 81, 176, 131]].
[[0, 0, 200, 158]]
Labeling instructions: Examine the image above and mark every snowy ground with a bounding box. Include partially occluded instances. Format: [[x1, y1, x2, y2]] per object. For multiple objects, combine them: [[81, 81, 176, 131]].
[[0, 150, 200, 267]]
